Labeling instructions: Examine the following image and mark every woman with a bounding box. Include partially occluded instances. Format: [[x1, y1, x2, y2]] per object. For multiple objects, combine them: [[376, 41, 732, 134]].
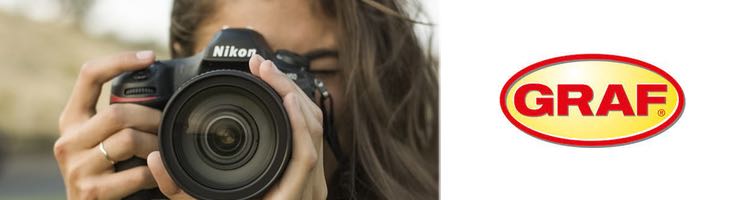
[[54, 0, 438, 199]]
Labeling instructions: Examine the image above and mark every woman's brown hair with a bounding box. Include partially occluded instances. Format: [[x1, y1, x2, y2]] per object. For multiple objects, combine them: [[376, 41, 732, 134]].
[[169, 0, 438, 199]]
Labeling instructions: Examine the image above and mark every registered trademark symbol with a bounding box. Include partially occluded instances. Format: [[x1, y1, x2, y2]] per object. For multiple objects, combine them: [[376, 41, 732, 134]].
[[657, 109, 665, 117]]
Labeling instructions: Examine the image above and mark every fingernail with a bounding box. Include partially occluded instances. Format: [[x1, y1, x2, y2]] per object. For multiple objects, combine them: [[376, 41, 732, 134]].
[[249, 54, 257, 64], [260, 60, 278, 71], [136, 50, 154, 60], [270, 61, 281, 73], [252, 54, 265, 62]]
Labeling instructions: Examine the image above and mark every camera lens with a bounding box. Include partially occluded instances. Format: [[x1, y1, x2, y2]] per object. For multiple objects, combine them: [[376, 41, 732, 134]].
[[205, 115, 245, 158], [194, 105, 257, 170], [159, 70, 291, 200]]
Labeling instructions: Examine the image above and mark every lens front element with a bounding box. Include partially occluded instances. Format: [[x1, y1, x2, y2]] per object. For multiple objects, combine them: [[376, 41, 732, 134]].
[[196, 105, 256, 170], [205, 115, 246, 160]]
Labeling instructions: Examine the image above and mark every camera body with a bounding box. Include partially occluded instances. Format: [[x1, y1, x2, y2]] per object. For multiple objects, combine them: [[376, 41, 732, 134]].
[[110, 28, 315, 199], [111, 28, 316, 108]]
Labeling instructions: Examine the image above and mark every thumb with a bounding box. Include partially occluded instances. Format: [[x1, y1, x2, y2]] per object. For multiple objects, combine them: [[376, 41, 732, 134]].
[[147, 151, 194, 199]]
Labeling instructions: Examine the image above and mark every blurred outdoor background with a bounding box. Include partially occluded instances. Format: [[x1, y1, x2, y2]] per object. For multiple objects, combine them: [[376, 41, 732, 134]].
[[0, 0, 170, 198], [0, 0, 436, 199]]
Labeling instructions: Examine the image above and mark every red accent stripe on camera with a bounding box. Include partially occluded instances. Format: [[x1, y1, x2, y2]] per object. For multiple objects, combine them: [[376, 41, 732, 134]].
[[110, 95, 157, 103]]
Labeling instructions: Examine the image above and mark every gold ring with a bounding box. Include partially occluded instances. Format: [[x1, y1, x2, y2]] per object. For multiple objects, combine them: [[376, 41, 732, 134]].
[[99, 142, 115, 165]]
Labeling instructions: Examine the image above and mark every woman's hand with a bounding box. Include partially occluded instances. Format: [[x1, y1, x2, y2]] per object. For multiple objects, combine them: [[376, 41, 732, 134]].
[[55, 51, 162, 199], [147, 54, 328, 200]]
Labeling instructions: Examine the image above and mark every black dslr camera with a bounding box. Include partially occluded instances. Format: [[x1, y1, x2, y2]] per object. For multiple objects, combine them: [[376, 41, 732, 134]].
[[110, 28, 319, 199]]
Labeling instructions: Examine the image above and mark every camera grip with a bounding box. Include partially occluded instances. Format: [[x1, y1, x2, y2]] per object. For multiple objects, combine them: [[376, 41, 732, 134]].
[[111, 68, 169, 199], [110, 63, 173, 110]]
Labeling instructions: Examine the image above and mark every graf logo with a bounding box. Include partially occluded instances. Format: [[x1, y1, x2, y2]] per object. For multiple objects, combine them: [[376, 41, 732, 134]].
[[212, 45, 256, 58], [500, 54, 684, 147]]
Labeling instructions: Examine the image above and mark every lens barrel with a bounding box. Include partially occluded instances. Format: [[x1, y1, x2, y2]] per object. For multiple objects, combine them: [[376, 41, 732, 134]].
[[159, 70, 291, 200]]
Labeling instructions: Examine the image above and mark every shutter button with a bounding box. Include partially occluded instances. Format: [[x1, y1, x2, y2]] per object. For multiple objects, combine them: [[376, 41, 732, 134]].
[[132, 69, 150, 81]]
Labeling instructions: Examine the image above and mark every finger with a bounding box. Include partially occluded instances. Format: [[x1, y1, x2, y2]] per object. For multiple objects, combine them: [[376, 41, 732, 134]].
[[264, 93, 317, 200], [70, 104, 161, 149], [147, 152, 195, 199], [301, 141, 327, 200], [258, 60, 308, 98], [314, 142, 327, 198], [285, 94, 317, 169], [289, 94, 326, 199], [256, 58, 320, 119], [106, 128, 158, 161], [77, 166, 156, 200], [61, 51, 155, 128], [294, 94, 324, 150], [84, 128, 158, 172], [248, 54, 265, 76], [303, 99, 324, 124]]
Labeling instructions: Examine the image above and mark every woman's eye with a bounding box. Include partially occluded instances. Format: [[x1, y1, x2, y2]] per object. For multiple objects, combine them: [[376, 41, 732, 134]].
[[308, 62, 340, 76], [308, 56, 339, 73], [310, 70, 339, 77]]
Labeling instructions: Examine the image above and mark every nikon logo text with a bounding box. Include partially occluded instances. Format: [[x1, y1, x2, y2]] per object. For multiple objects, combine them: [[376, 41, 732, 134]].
[[500, 54, 684, 147], [212, 45, 256, 58]]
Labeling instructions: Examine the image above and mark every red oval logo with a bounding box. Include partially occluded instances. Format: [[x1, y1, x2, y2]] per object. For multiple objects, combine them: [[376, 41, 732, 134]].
[[500, 54, 685, 147]]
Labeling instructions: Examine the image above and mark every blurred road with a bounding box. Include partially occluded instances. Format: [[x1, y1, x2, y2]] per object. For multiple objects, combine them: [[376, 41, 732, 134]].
[[0, 153, 65, 199]]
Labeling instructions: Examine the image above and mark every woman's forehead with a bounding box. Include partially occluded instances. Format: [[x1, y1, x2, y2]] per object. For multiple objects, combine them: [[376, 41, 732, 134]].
[[192, 0, 338, 55]]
